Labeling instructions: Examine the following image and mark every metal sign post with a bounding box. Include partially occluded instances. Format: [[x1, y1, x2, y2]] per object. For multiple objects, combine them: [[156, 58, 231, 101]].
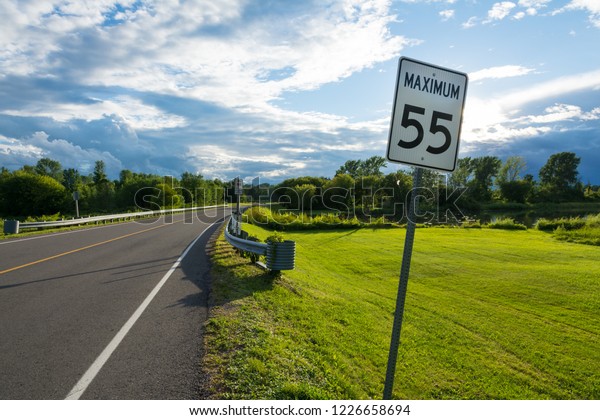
[[72, 191, 80, 218], [383, 167, 422, 400], [383, 57, 467, 399], [234, 177, 242, 236]]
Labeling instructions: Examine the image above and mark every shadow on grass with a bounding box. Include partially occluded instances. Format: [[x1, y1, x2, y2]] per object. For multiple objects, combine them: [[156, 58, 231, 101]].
[[205, 226, 276, 308]]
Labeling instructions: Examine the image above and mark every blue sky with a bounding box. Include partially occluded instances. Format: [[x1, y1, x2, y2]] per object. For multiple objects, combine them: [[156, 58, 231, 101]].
[[1, 0, 599, 184]]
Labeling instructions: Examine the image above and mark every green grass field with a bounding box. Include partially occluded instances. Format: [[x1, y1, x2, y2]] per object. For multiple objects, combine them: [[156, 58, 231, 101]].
[[203, 225, 600, 400]]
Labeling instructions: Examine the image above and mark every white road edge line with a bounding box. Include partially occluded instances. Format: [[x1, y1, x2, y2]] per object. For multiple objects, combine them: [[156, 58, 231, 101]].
[[65, 220, 221, 400]]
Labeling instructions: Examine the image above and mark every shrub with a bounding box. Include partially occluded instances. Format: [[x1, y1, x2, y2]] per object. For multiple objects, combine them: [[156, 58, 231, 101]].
[[553, 226, 600, 246], [487, 217, 527, 230], [585, 213, 600, 228], [536, 216, 587, 231], [23, 212, 63, 222], [542, 213, 600, 246], [460, 219, 482, 229], [244, 206, 366, 231], [265, 232, 285, 243], [239, 234, 262, 263]]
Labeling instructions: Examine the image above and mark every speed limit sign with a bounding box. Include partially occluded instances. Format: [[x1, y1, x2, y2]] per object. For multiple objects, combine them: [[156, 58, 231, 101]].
[[386, 57, 468, 172]]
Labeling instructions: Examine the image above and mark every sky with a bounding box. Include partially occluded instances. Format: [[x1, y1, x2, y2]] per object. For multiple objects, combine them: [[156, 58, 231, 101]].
[[1, 0, 599, 184]]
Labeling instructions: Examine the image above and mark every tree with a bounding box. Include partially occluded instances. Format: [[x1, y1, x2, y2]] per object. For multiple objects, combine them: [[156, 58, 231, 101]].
[[496, 156, 530, 203], [93, 160, 108, 185], [62, 168, 81, 192], [323, 174, 355, 213], [180, 171, 205, 205], [356, 174, 382, 213], [499, 180, 533, 203], [0, 171, 67, 216], [293, 184, 317, 212], [336, 156, 387, 178], [496, 156, 526, 185], [336, 160, 362, 178], [448, 157, 472, 189], [90, 160, 115, 211], [151, 182, 183, 208], [119, 169, 134, 185], [362, 156, 387, 177], [468, 156, 501, 202], [116, 172, 161, 210], [35, 158, 63, 182], [539, 152, 582, 200]]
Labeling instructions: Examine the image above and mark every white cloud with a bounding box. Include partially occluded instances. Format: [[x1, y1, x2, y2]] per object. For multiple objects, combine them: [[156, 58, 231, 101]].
[[462, 16, 478, 28], [463, 0, 548, 27], [0, 131, 121, 173], [521, 103, 586, 123], [582, 107, 600, 121], [518, 0, 550, 10], [463, 69, 600, 145], [0, 0, 411, 137], [0, 134, 44, 161], [186, 143, 309, 180], [3, 95, 187, 131], [525, 103, 600, 123], [500, 68, 600, 108], [554, 0, 600, 28], [470, 65, 535, 81], [439, 9, 455, 21], [485, 2, 517, 22], [1, 0, 599, 183]]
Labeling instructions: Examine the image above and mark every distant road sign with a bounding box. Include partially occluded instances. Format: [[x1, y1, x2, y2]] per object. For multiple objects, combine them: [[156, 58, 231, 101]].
[[387, 57, 468, 172], [72, 191, 80, 201], [234, 177, 243, 195]]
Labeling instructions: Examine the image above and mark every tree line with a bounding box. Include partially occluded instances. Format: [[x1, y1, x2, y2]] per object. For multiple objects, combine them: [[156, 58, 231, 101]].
[[250, 152, 599, 222], [1, 151, 598, 219], [0, 159, 225, 217]]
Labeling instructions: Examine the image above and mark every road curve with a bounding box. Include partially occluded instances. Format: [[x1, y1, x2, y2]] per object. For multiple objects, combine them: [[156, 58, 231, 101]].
[[0, 206, 229, 399]]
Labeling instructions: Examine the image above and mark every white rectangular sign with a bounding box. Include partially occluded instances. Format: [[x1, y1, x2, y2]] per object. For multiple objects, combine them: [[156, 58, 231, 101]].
[[387, 57, 468, 172], [234, 177, 243, 195]]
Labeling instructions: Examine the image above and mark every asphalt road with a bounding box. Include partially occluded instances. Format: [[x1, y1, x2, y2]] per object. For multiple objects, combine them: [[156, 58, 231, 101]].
[[0, 206, 229, 399]]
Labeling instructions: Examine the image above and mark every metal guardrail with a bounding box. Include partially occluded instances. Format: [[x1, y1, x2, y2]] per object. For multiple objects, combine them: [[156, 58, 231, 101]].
[[3, 205, 223, 234], [225, 217, 268, 255], [224, 220, 269, 256], [223, 217, 295, 271]]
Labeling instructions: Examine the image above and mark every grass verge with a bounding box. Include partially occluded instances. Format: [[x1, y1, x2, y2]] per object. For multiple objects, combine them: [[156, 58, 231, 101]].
[[203, 225, 600, 399]]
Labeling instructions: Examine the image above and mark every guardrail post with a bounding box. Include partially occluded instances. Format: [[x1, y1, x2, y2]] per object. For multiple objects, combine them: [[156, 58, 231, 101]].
[[3, 220, 20, 234]]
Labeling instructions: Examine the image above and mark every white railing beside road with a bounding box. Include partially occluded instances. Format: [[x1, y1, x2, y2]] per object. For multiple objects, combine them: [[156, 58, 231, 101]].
[[3, 205, 225, 234]]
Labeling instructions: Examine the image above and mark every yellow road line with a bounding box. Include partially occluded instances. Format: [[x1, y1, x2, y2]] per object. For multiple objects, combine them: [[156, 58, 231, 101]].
[[0, 223, 172, 276]]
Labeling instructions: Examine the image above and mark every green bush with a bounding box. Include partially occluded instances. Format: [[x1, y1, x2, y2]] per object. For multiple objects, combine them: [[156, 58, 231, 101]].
[[542, 213, 600, 246], [553, 226, 600, 246], [536, 217, 586, 231], [487, 217, 527, 230], [23, 212, 63, 222], [244, 206, 367, 231], [461, 219, 482, 229], [0, 171, 67, 216], [265, 232, 285, 243], [238, 234, 262, 263], [585, 213, 600, 228]]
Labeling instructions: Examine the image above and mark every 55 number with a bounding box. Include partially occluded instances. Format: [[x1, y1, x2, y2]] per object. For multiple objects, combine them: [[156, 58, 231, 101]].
[[397, 104, 453, 155]]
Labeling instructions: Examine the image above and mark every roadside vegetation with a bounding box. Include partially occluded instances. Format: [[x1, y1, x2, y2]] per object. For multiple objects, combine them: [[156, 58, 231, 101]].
[[0, 158, 225, 219], [3, 151, 600, 224], [250, 152, 600, 227], [203, 221, 600, 399], [537, 214, 600, 246]]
